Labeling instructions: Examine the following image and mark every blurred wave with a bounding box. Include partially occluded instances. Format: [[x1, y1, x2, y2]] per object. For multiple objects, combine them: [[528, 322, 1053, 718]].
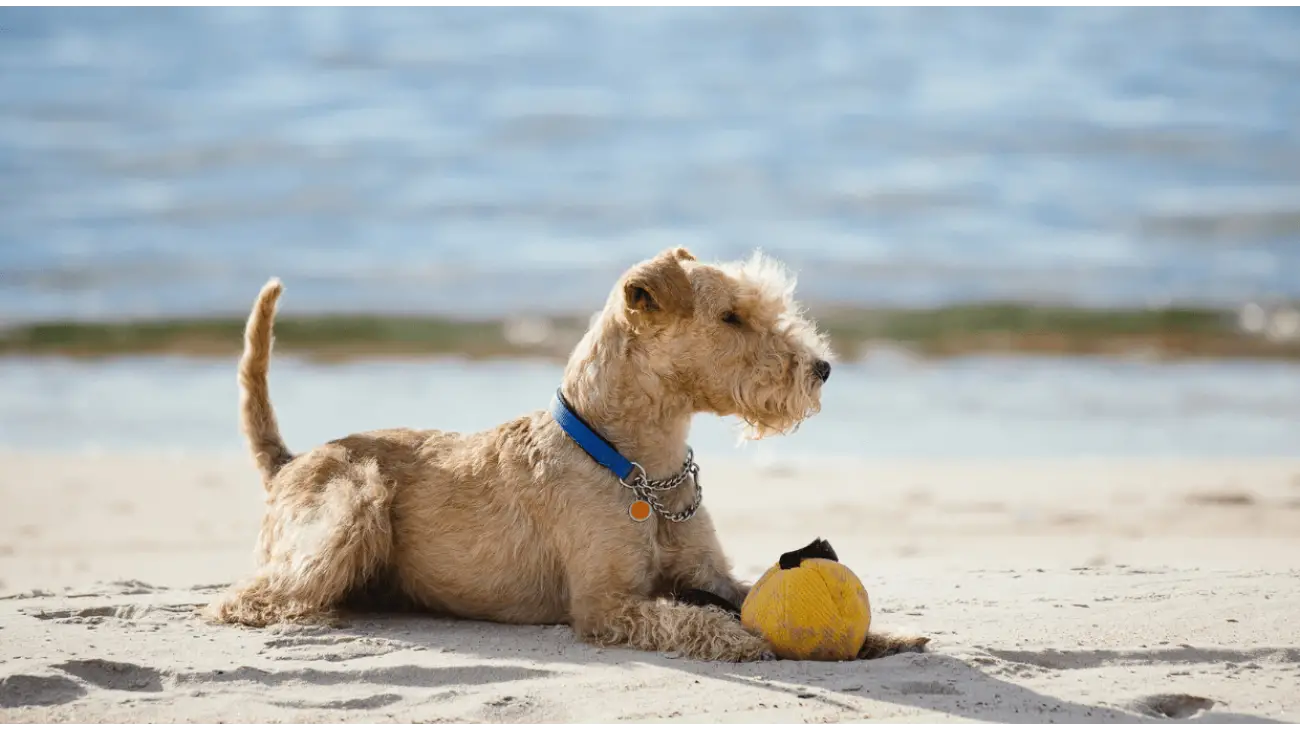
[[2, 8, 1300, 322]]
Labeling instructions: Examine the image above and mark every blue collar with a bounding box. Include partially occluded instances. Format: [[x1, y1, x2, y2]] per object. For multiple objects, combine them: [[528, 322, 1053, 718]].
[[549, 388, 638, 483]]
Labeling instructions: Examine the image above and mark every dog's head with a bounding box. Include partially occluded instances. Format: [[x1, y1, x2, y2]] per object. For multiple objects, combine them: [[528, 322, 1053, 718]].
[[608, 247, 832, 439]]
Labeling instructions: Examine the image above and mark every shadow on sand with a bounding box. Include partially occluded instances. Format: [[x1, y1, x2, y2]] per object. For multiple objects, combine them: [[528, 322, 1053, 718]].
[[314, 612, 1284, 724]]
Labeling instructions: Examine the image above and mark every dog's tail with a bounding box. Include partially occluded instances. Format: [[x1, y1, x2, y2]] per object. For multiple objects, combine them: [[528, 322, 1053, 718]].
[[240, 278, 293, 485]]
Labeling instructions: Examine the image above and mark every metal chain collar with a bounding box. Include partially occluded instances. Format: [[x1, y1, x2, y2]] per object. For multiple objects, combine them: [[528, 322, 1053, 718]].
[[618, 447, 703, 523]]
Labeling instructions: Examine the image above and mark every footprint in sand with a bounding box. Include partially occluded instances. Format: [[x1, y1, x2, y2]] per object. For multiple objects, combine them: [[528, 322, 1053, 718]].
[[0, 674, 86, 708], [260, 633, 412, 662], [55, 659, 163, 693], [270, 692, 406, 711], [480, 694, 543, 722], [26, 603, 193, 625], [1129, 693, 1216, 719], [895, 680, 961, 696]]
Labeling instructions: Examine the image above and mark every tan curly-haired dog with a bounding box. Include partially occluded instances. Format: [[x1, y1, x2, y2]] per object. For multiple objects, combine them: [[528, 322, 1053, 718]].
[[206, 247, 929, 662]]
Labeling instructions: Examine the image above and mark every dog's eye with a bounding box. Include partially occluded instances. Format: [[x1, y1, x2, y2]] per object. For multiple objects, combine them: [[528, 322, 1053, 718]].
[[721, 311, 743, 327]]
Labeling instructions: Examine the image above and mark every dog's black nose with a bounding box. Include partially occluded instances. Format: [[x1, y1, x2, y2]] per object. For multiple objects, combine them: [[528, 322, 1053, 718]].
[[813, 359, 831, 383]]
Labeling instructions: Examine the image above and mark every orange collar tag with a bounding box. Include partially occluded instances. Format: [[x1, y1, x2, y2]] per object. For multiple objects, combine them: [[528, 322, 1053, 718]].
[[629, 499, 652, 522]]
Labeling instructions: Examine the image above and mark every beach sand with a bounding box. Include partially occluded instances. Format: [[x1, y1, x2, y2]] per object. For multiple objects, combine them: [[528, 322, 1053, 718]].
[[2, 452, 1299, 722]]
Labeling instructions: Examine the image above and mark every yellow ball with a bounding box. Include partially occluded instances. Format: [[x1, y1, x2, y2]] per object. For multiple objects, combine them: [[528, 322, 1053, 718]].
[[740, 538, 871, 661]]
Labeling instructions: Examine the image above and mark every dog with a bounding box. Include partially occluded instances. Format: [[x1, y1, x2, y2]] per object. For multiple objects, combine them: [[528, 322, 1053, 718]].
[[206, 247, 929, 662]]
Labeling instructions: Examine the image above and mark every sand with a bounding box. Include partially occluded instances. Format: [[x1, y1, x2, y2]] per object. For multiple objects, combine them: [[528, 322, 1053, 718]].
[[2, 452, 1299, 722]]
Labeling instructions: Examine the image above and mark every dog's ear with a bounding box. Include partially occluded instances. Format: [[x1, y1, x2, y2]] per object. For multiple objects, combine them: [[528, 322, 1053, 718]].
[[670, 247, 696, 263], [622, 248, 695, 320]]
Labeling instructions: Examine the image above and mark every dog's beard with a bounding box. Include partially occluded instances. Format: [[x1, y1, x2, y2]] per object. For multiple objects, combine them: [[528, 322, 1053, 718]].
[[730, 369, 822, 442]]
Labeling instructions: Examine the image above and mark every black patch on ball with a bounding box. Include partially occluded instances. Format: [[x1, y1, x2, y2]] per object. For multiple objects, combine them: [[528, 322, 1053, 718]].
[[778, 537, 839, 570]]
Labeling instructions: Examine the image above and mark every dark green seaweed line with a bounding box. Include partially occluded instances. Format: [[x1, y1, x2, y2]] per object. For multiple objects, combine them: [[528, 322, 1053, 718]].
[[1, 303, 1296, 363]]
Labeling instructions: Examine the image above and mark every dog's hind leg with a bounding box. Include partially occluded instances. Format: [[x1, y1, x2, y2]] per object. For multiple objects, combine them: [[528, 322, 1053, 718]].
[[205, 455, 394, 628], [858, 631, 931, 658]]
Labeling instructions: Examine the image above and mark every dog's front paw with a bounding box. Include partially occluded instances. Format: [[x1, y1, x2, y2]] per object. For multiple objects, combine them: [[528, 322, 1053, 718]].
[[704, 627, 774, 663], [717, 639, 774, 663], [858, 632, 931, 660]]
